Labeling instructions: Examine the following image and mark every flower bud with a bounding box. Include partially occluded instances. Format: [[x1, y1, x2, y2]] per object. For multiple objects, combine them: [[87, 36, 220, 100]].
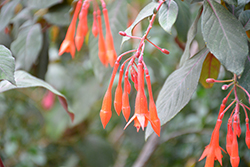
[[206, 78, 215, 83], [161, 48, 170, 54], [119, 31, 127, 36], [222, 84, 229, 90]]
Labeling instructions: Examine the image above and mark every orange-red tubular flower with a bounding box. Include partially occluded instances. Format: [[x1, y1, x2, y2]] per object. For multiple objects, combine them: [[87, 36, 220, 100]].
[[97, 10, 108, 66], [75, 1, 89, 51], [100, 89, 112, 129], [102, 7, 117, 67], [199, 119, 225, 167], [124, 63, 149, 132], [245, 122, 250, 149], [230, 121, 240, 167], [92, 11, 98, 37], [59, 0, 82, 58], [122, 80, 130, 122], [146, 74, 160, 137], [100, 62, 119, 128], [226, 122, 233, 156], [114, 68, 123, 116]]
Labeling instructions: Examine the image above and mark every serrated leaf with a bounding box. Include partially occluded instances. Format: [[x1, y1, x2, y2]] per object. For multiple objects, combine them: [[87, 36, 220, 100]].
[[0, 45, 16, 85], [145, 48, 209, 139], [89, 0, 127, 82], [179, 7, 202, 66], [11, 24, 43, 71], [0, 70, 74, 121], [199, 52, 220, 88], [202, 0, 248, 75], [239, 56, 250, 93], [174, 0, 191, 42], [121, 2, 158, 45], [239, 10, 250, 31], [0, 0, 20, 32], [158, 0, 178, 34], [26, 0, 62, 9]]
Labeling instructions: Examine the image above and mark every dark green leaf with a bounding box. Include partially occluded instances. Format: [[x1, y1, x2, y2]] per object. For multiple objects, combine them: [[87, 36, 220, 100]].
[[239, 56, 250, 93], [89, 0, 127, 82], [0, 45, 16, 85], [26, 0, 62, 9], [0, 70, 74, 121], [225, 3, 244, 18], [158, 0, 178, 34], [121, 2, 158, 45], [174, 0, 191, 42], [0, 0, 20, 32], [11, 24, 43, 71], [224, 0, 237, 6], [238, 0, 250, 5], [145, 48, 209, 139], [202, 0, 248, 75], [43, 5, 71, 26], [179, 7, 202, 66], [239, 10, 250, 31]]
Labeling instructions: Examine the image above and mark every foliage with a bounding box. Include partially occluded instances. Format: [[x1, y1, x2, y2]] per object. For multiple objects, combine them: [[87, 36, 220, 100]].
[[0, 0, 250, 166]]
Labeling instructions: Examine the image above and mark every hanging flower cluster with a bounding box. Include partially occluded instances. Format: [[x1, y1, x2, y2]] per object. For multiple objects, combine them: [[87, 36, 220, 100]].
[[99, 0, 168, 137], [199, 75, 250, 167], [58, 0, 117, 66]]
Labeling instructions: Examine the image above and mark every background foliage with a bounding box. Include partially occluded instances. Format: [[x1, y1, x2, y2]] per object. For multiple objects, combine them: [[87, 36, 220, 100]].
[[0, 0, 250, 166]]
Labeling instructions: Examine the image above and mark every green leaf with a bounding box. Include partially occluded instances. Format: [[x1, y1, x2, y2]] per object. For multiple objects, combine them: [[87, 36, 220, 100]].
[[0, 0, 20, 32], [239, 10, 250, 31], [179, 7, 202, 66], [0, 70, 74, 121], [158, 0, 178, 34], [239, 56, 250, 93], [43, 5, 71, 26], [145, 48, 209, 139], [89, 0, 127, 82], [11, 24, 43, 71], [224, 0, 237, 5], [202, 0, 248, 75], [199, 52, 220, 88], [225, 3, 244, 18], [238, 0, 250, 5], [26, 0, 62, 9], [174, 0, 191, 42], [121, 2, 158, 45], [0, 45, 16, 85]]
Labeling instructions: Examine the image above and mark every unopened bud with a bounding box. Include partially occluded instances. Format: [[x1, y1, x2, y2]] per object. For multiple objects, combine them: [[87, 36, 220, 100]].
[[161, 48, 170, 54], [222, 84, 229, 90], [153, 8, 158, 14], [119, 31, 126, 36], [206, 78, 215, 83]]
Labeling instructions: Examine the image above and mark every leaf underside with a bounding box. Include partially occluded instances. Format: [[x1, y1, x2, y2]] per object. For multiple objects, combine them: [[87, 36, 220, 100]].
[[0, 70, 74, 122], [145, 48, 209, 139]]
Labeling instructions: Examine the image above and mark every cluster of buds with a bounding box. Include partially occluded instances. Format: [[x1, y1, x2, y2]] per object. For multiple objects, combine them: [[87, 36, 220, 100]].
[[199, 76, 250, 167], [99, 0, 168, 137], [58, 0, 117, 67]]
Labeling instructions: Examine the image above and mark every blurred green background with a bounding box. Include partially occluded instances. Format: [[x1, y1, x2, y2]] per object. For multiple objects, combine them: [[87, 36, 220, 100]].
[[0, 0, 250, 166]]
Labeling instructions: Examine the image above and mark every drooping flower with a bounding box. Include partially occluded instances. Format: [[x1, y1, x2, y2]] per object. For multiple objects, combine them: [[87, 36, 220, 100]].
[[114, 68, 123, 116], [199, 119, 225, 167], [230, 120, 240, 167], [146, 73, 160, 136], [102, 6, 117, 67], [97, 10, 108, 67], [59, 0, 82, 58], [92, 11, 99, 37], [100, 62, 119, 128], [124, 63, 149, 132], [226, 121, 233, 156], [75, 1, 89, 51], [245, 121, 250, 149]]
